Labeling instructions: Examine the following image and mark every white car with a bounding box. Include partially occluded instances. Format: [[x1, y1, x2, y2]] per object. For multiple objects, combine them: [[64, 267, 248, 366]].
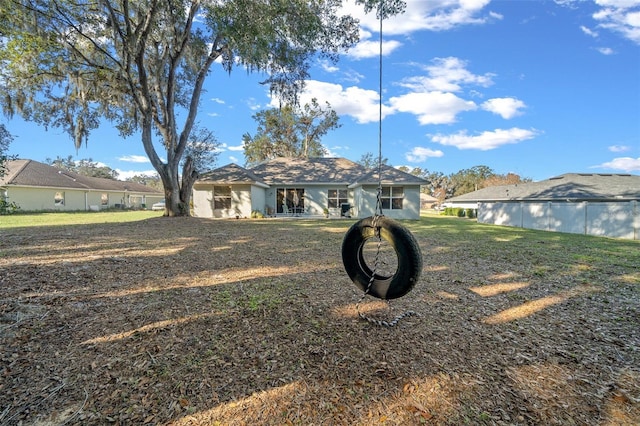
[[151, 199, 166, 211]]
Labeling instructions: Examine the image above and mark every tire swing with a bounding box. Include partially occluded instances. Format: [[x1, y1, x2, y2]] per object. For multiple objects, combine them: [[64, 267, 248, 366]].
[[342, 215, 422, 300], [341, 1, 423, 327]]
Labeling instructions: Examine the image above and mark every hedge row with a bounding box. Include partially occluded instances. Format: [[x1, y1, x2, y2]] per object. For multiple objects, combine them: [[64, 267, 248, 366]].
[[441, 207, 476, 218]]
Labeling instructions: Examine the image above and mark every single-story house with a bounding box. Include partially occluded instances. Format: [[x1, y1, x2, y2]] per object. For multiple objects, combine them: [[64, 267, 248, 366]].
[[192, 157, 428, 220], [1, 159, 164, 211], [420, 192, 439, 210], [445, 173, 640, 240]]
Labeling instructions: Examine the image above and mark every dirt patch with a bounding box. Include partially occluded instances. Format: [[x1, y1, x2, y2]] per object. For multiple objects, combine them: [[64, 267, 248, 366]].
[[1, 217, 638, 425]]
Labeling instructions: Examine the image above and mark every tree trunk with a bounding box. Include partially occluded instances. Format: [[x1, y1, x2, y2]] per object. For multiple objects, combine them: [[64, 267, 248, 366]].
[[141, 117, 189, 217], [179, 156, 199, 216]]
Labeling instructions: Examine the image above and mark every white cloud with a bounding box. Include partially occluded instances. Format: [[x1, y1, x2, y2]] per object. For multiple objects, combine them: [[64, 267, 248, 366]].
[[399, 57, 494, 92], [593, 156, 640, 171], [481, 97, 526, 119], [318, 59, 339, 73], [207, 112, 220, 117], [389, 91, 477, 125], [324, 147, 340, 157], [609, 144, 631, 152], [405, 147, 444, 162], [229, 156, 239, 164], [347, 39, 403, 59], [328, 145, 351, 152], [228, 144, 245, 152], [118, 155, 149, 163], [284, 80, 393, 124], [593, 0, 640, 44], [342, 0, 497, 36], [580, 25, 599, 37], [210, 97, 225, 104], [341, 69, 365, 83], [246, 98, 262, 111], [596, 46, 616, 54], [430, 127, 538, 150]]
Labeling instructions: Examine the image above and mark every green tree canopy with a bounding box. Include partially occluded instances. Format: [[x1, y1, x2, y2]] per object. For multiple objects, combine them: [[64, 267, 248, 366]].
[[242, 99, 340, 167], [0, 123, 15, 178], [46, 156, 119, 179], [127, 174, 163, 191], [0, 0, 370, 216], [357, 152, 388, 170], [450, 165, 495, 196]]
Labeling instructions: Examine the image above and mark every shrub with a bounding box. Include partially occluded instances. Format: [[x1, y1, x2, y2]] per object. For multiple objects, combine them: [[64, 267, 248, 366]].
[[251, 210, 265, 219], [465, 208, 475, 219], [0, 199, 20, 215]]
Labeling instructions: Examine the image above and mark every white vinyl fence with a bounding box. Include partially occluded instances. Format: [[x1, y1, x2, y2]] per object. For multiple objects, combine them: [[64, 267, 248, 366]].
[[478, 200, 639, 240]]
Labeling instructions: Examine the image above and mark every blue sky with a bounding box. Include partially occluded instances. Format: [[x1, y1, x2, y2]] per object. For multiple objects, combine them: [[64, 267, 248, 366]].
[[4, 0, 640, 182]]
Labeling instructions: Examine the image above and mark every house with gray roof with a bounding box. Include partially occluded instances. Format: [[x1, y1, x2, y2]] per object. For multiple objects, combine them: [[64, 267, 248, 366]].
[[192, 157, 427, 219], [445, 173, 640, 240], [1, 159, 163, 211]]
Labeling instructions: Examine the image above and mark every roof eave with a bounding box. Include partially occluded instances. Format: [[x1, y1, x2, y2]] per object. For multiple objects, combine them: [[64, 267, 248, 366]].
[[195, 180, 270, 189]]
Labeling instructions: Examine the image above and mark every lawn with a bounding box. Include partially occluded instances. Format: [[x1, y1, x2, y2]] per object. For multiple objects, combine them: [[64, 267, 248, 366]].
[[1, 213, 638, 425]]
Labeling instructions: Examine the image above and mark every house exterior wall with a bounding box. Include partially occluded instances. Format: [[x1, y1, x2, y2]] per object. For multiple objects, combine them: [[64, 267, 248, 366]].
[[192, 184, 254, 218], [3, 186, 161, 211], [192, 185, 214, 217], [193, 183, 423, 220], [357, 185, 422, 220], [232, 185, 253, 218], [478, 201, 639, 240], [251, 186, 266, 215], [266, 185, 349, 217], [298, 186, 328, 216]]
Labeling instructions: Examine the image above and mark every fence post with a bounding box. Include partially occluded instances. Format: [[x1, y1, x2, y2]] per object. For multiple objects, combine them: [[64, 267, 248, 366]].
[[584, 201, 588, 236], [634, 200, 638, 240]]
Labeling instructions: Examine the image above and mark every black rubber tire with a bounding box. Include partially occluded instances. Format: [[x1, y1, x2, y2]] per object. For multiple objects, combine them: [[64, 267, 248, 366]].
[[342, 216, 423, 300]]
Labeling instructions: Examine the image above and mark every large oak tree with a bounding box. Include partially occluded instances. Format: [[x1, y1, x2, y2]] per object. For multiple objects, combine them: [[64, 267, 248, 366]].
[[242, 99, 340, 167], [0, 0, 379, 216]]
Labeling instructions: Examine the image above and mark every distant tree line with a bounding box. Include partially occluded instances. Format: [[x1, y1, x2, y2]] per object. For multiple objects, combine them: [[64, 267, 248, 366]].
[[46, 156, 119, 180], [393, 163, 531, 203]]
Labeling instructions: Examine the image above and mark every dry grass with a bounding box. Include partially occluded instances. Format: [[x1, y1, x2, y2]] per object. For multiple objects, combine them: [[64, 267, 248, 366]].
[[1, 214, 638, 425]]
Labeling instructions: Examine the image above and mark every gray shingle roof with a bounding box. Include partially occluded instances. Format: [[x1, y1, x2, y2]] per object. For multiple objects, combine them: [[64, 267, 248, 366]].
[[1, 159, 162, 194], [198, 157, 428, 186], [198, 163, 267, 186], [447, 173, 640, 202], [251, 157, 367, 184]]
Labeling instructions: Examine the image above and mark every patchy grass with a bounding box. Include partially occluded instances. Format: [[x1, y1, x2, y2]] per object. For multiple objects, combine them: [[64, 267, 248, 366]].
[[0, 215, 638, 425]]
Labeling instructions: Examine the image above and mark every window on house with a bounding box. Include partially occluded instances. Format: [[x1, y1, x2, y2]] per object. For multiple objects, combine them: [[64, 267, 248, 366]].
[[54, 192, 65, 206], [101, 193, 109, 206], [213, 186, 232, 209], [328, 189, 348, 208], [277, 188, 305, 214], [381, 186, 404, 210]]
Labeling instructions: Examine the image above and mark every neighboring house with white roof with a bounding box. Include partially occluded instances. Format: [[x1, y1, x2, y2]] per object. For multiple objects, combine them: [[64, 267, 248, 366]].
[[445, 173, 640, 240], [1, 159, 163, 211], [192, 157, 427, 220]]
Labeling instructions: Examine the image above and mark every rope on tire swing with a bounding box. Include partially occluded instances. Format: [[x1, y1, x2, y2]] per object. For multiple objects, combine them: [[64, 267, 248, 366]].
[[341, 0, 423, 327]]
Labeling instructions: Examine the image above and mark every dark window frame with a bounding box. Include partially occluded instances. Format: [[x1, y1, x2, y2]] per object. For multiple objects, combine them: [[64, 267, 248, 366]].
[[213, 186, 232, 209], [381, 186, 404, 210]]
